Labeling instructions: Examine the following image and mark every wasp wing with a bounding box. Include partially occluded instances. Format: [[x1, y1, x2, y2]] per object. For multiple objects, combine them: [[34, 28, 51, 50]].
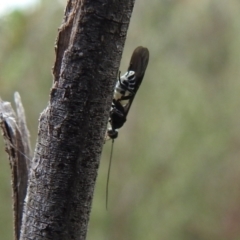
[[123, 46, 149, 116], [128, 46, 149, 88]]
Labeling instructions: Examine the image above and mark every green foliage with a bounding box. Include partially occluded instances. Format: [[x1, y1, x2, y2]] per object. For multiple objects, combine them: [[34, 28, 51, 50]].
[[1, 0, 240, 239]]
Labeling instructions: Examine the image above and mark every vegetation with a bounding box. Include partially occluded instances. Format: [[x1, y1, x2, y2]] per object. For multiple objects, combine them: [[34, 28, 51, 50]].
[[1, 0, 240, 239]]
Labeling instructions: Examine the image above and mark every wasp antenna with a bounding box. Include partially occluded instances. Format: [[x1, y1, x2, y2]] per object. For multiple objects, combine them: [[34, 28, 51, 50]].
[[106, 138, 114, 210], [117, 71, 121, 85]]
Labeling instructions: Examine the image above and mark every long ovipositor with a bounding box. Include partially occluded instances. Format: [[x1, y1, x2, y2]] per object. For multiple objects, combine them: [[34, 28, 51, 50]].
[[105, 46, 149, 210]]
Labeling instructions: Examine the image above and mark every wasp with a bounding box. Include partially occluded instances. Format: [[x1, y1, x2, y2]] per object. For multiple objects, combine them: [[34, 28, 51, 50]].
[[105, 46, 149, 209], [107, 46, 150, 140]]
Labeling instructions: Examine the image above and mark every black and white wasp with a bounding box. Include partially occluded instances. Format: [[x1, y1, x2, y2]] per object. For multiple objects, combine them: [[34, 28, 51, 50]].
[[106, 46, 150, 140], [105, 46, 149, 209]]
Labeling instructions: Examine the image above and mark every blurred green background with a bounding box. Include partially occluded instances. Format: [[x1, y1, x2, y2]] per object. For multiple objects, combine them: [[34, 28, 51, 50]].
[[1, 0, 240, 239]]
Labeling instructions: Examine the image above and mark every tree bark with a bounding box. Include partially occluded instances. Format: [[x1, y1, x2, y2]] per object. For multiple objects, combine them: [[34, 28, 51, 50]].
[[0, 92, 30, 240], [19, 0, 135, 239]]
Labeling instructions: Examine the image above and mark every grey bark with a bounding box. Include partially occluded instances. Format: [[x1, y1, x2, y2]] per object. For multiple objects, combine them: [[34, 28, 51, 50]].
[[0, 92, 31, 240], [18, 0, 135, 239]]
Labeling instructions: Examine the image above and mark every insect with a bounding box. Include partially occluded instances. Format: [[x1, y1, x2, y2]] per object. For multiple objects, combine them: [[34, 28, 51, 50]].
[[105, 46, 149, 209], [107, 46, 149, 140]]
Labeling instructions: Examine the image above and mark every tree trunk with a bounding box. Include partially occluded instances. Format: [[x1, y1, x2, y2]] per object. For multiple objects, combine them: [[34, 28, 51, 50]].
[[18, 0, 135, 239]]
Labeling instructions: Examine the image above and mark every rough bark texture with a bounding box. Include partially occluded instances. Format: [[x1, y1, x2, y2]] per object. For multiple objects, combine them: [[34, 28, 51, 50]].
[[0, 93, 30, 240], [20, 0, 135, 239]]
